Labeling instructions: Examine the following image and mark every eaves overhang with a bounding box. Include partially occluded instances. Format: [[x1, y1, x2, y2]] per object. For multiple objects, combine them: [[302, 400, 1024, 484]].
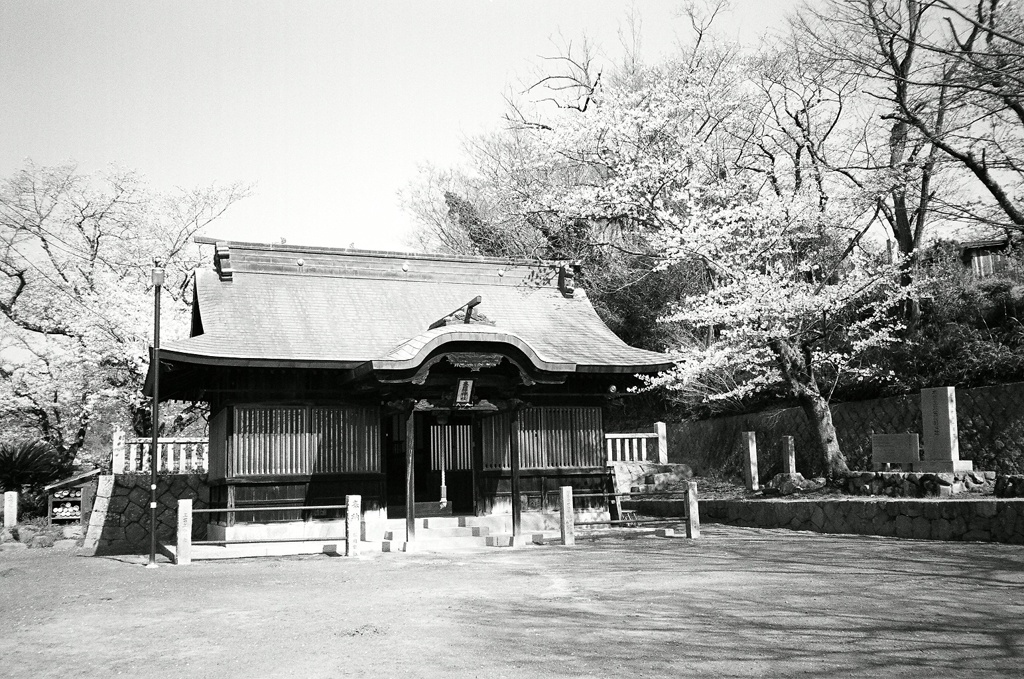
[[370, 326, 576, 373]]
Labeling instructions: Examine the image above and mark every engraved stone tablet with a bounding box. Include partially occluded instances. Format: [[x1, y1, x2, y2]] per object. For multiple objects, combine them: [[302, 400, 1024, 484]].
[[921, 387, 959, 462], [871, 433, 919, 470]]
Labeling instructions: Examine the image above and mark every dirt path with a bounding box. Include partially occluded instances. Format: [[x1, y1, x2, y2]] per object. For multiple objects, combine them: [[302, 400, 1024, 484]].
[[1, 525, 1022, 678]]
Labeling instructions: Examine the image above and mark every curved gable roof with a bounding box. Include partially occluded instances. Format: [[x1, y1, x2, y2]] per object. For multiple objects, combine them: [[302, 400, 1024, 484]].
[[161, 240, 672, 375]]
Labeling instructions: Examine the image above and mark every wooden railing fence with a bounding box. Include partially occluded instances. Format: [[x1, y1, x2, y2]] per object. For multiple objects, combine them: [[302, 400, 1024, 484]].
[[111, 430, 209, 474], [604, 422, 667, 464]]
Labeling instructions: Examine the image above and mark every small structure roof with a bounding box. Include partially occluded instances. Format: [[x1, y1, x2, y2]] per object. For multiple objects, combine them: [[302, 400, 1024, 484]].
[[42, 468, 101, 492], [161, 239, 673, 375]]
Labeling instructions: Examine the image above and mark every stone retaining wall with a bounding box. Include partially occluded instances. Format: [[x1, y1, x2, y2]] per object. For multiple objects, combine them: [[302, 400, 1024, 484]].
[[669, 381, 1024, 477], [623, 498, 1024, 543], [83, 474, 209, 555]]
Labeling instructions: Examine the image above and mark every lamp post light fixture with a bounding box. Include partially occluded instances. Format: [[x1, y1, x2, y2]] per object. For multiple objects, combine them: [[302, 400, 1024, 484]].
[[147, 261, 164, 569]]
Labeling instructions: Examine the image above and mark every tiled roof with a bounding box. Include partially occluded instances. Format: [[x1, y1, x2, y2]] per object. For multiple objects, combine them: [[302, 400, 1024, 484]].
[[162, 240, 672, 374]]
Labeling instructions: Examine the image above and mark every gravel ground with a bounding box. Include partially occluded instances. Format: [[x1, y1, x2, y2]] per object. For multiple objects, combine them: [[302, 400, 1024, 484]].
[[1, 524, 1023, 678]]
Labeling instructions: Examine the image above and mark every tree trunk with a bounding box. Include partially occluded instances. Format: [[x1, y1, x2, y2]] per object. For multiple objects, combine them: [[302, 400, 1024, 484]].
[[769, 337, 850, 479], [795, 386, 848, 479]]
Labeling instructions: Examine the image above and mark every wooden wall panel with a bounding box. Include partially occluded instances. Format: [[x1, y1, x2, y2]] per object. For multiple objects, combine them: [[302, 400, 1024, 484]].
[[429, 424, 472, 470], [231, 406, 308, 476], [229, 405, 381, 477], [312, 407, 380, 473], [481, 407, 603, 469]]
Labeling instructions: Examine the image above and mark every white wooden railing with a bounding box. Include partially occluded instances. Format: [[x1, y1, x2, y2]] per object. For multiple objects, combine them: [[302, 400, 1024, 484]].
[[605, 422, 667, 464], [111, 430, 209, 474]]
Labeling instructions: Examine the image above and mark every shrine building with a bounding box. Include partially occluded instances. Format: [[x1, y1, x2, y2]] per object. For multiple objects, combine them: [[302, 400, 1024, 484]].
[[147, 238, 671, 544]]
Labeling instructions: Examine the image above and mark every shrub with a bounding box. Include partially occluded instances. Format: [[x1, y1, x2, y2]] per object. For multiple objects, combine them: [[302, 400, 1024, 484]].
[[0, 439, 70, 493]]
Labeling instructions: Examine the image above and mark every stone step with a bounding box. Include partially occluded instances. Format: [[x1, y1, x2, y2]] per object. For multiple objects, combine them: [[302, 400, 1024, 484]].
[[524, 531, 564, 546], [167, 539, 347, 562], [484, 533, 556, 547], [384, 516, 472, 531], [383, 526, 490, 541], [381, 535, 492, 553], [388, 526, 490, 539], [383, 515, 515, 531]]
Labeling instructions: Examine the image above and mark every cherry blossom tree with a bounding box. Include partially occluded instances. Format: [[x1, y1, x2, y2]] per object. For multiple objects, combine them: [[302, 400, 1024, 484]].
[[646, 191, 911, 477], [501, 38, 913, 476], [0, 162, 246, 463], [402, 3, 923, 474]]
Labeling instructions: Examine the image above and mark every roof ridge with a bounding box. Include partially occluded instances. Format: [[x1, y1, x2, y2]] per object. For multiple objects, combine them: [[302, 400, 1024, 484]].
[[195, 236, 565, 268]]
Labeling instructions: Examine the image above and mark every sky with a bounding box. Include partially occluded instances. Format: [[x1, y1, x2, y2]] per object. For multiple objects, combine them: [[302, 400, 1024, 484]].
[[0, 1, 797, 252]]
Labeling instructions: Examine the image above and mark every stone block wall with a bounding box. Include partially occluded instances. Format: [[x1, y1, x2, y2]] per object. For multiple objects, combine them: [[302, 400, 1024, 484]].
[[669, 381, 1024, 477], [689, 498, 1024, 543], [83, 474, 209, 555]]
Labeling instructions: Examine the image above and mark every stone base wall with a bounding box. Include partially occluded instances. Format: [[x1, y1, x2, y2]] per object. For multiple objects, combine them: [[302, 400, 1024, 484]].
[[689, 498, 1024, 543], [844, 471, 995, 497], [996, 475, 1024, 497], [83, 474, 209, 555]]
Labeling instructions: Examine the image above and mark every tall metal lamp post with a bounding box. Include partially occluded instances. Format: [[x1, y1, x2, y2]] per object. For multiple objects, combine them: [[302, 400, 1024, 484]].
[[147, 261, 164, 569]]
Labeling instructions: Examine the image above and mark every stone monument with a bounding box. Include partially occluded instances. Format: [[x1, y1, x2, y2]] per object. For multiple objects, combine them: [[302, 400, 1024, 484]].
[[782, 436, 797, 475], [871, 433, 920, 470], [918, 387, 973, 473]]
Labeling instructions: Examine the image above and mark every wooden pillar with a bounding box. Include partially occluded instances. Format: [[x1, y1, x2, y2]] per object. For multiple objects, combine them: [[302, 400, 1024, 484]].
[[405, 410, 416, 542], [510, 408, 521, 538], [226, 484, 236, 527], [176, 499, 192, 565]]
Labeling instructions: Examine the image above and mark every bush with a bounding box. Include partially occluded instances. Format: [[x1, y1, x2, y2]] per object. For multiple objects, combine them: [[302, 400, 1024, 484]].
[[0, 439, 70, 493]]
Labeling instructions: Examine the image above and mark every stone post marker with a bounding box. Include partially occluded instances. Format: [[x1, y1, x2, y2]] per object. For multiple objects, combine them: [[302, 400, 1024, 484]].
[[656, 422, 668, 464], [919, 387, 973, 472], [111, 429, 126, 475], [685, 480, 700, 539], [559, 486, 575, 546], [782, 436, 797, 475], [743, 431, 759, 491], [176, 499, 192, 566], [346, 494, 361, 556], [3, 491, 17, 528]]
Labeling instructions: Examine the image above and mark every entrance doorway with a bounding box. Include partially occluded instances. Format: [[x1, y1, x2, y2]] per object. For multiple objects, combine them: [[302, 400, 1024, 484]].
[[385, 412, 476, 516]]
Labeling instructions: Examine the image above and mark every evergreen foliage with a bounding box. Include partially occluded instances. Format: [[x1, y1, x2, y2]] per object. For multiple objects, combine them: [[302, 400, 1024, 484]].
[[0, 439, 69, 492]]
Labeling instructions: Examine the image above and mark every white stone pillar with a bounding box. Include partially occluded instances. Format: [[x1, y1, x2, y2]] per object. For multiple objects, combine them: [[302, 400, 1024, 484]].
[[559, 486, 575, 546], [656, 422, 668, 464], [111, 429, 126, 475], [685, 480, 700, 539], [3, 491, 17, 528], [346, 494, 361, 557], [176, 499, 192, 566], [743, 431, 759, 491]]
